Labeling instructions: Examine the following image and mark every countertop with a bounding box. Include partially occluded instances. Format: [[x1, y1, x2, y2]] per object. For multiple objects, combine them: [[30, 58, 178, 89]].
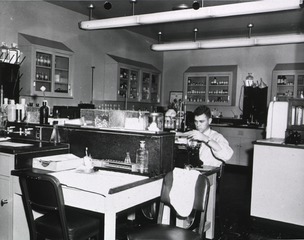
[[0, 138, 69, 154], [254, 139, 304, 149]]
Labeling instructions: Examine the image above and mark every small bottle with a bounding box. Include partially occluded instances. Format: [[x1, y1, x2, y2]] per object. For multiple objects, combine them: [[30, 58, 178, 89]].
[[7, 99, 16, 122], [136, 141, 149, 174], [39, 100, 49, 124]]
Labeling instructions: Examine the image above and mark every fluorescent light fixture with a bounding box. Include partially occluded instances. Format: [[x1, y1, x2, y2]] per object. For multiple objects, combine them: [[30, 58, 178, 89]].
[[79, 0, 302, 30], [151, 34, 304, 51], [79, 16, 139, 30], [151, 42, 200, 51]]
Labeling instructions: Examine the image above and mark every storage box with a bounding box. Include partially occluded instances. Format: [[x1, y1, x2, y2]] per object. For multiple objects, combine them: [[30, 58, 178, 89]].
[[33, 154, 83, 171]]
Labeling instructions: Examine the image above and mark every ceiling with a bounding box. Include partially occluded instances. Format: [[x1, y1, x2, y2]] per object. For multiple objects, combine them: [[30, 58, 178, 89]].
[[46, 0, 304, 43]]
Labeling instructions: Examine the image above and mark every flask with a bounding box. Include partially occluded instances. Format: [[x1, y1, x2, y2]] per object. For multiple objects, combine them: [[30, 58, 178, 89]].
[[7, 99, 16, 122], [136, 141, 149, 174], [39, 100, 49, 124], [124, 152, 131, 164]]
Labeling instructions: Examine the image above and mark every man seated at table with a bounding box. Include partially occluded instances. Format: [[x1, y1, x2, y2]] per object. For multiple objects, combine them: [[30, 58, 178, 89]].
[[183, 105, 233, 167]]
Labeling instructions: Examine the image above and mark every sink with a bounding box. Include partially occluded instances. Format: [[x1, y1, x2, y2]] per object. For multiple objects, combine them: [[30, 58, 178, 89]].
[[0, 141, 34, 147]]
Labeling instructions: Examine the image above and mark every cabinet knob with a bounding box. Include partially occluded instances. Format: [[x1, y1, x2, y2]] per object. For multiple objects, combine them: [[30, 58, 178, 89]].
[[1, 199, 8, 206]]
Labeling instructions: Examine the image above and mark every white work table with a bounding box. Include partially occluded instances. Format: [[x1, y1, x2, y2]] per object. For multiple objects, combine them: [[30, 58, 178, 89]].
[[50, 168, 218, 240]]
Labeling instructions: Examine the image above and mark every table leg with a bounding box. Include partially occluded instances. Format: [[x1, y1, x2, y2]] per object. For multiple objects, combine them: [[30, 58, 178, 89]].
[[104, 210, 116, 240], [206, 174, 216, 239]]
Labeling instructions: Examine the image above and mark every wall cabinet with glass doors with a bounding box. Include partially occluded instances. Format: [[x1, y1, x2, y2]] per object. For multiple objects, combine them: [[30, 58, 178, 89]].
[[184, 65, 237, 106], [105, 55, 161, 103], [18, 33, 74, 98], [271, 63, 304, 101]]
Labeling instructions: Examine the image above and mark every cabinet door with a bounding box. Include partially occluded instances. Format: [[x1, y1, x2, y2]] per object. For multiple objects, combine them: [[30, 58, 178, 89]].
[[54, 54, 70, 94], [0, 177, 11, 240], [141, 71, 151, 102], [150, 73, 160, 103], [207, 73, 232, 105], [35, 51, 52, 93], [118, 67, 140, 101], [296, 74, 304, 98], [184, 74, 207, 104]]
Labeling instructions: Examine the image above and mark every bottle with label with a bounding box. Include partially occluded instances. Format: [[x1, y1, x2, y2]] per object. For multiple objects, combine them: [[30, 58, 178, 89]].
[[136, 141, 149, 174], [39, 100, 49, 124]]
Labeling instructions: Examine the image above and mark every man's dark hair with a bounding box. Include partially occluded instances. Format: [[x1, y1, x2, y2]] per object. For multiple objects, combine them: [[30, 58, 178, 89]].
[[193, 105, 212, 118]]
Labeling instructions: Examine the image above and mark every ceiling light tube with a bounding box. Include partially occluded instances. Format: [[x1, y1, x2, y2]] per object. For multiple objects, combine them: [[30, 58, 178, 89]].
[[79, 0, 302, 30], [199, 38, 256, 49], [151, 34, 304, 51], [151, 41, 200, 51], [79, 16, 140, 30], [140, 0, 301, 24], [256, 34, 304, 45]]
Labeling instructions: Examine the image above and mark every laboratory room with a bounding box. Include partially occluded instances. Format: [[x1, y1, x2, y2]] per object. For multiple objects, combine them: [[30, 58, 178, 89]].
[[1, 0, 304, 240]]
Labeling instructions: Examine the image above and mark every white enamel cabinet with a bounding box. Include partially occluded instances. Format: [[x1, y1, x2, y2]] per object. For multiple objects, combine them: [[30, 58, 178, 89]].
[[0, 153, 28, 240], [18, 33, 74, 98], [184, 65, 237, 106]]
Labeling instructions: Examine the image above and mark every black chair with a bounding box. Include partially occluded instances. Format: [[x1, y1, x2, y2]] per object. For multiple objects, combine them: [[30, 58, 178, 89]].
[[127, 170, 210, 240], [11, 169, 101, 240]]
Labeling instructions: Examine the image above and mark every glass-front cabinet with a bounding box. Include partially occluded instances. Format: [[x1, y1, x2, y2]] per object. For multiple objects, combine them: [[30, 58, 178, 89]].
[[184, 66, 237, 106], [105, 55, 161, 103], [271, 63, 304, 101], [19, 33, 73, 98]]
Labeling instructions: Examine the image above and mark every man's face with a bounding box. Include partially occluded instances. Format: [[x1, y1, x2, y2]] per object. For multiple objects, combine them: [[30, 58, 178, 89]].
[[194, 114, 212, 133]]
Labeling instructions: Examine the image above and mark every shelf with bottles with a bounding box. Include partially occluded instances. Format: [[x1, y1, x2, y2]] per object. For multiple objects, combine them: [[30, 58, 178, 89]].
[[184, 66, 236, 106]]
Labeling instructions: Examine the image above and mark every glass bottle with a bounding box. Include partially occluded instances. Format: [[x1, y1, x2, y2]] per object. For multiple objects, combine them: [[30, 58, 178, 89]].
[[39, 100, 49, 124], [136, 141, 149, 174], [124, 152, 131, 164]]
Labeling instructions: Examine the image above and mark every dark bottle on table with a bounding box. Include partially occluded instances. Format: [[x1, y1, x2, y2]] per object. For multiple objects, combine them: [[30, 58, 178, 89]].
[[39, 100, 49, 124]]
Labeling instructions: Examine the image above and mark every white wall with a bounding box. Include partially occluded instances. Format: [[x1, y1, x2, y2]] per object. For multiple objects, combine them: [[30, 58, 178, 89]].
[[162, 43, 304, 117], [0, 0, 163, 109]]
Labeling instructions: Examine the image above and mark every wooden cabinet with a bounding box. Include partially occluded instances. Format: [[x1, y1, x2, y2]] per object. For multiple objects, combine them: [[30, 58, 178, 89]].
[[211, 126, 264, 166], [184, 65, 237, 106], [105, 55, 161, 103], [18, 33, 74, 98], [271, 63, 304, 101]]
